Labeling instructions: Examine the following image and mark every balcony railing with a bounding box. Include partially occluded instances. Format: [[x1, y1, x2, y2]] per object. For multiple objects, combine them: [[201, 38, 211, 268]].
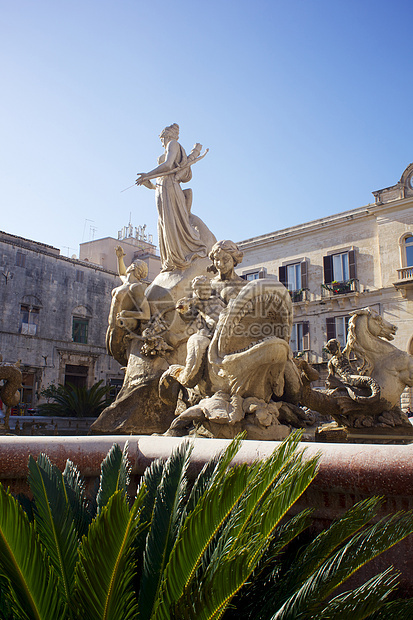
[[288, 288, 309, 303], [397, 266, 413, 281], [321, 279, 359, 298]]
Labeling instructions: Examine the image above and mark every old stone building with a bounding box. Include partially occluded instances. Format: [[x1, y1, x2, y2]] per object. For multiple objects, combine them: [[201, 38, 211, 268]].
[[0, 231, 124, 409], [79, 222, 161, 281], [237, 163, 413, 408]]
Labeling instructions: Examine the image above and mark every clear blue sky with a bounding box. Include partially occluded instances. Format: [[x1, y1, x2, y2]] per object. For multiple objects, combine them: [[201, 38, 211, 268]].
[[1, 0, 412, 257]]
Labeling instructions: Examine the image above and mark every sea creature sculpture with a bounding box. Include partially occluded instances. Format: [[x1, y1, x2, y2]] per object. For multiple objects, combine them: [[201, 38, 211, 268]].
[[300, 308, 413, 430]]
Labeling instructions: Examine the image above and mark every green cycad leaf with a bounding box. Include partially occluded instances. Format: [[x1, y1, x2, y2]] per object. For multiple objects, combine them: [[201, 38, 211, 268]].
[[0, 484, 63, 620], [182, 434, 244, 524], [190, 447, 319, 619], [314, 567, 398, 620], [28, 454, 78, 611], [364, 597, 413, 620], [226, 433, 315, 554], [272, 511, 413, 620], [269, 497, 383, 612], [63, 459, 92, 539], [134, 458, 165, 555], [96, 442, 131, 514], [74, 486, 146, 620], [137, 440, 193, 620], [152, 462, 252, 620], [182, 546, 257, 620], [232, 510, 314, 620]]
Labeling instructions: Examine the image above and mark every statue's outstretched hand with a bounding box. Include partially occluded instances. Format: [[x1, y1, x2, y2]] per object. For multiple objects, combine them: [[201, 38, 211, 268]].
[[115, 245, 125, 258], [136, 174, 155, 189]]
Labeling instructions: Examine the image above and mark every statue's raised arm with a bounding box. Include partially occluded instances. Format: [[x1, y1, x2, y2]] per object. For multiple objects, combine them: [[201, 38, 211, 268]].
[[135, 123, 215, 272]]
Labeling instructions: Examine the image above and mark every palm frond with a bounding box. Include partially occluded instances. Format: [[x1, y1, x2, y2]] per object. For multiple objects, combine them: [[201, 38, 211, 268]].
[[137, 440, 193, 620], [15, 492, 35, 522], [272, 511, 413, 620], [152, 462, 254, 620], [269, 497, 384, 611], [73, 487, 146, 620], [38, 381, 113, 417], [364, 597, 413, 620], [314, 567, 398, 619], [63, 459, 92, 539], [96, 442, 131, 514], [177, 434, 246, 539], [0, 484, 63, 620], [188, 443, 319, 619], [28, 454, 78, 611], [134, 457, 165, 555], [233, 509, 314, 620]]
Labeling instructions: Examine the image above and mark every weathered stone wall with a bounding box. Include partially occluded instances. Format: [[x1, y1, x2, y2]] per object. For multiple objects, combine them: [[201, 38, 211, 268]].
[[0, 231, 123, 406]]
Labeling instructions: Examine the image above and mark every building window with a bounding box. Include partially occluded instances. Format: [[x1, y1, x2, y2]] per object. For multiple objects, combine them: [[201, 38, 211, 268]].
[[21, 372, 36, 406], [290, 322, 310, 353], [72, 317, 88, 343], [64, 364, 88, 388], [242, 268, 266, 281], [15, 251, 26, 267], [326, 316, 349, 349], [403, 235, 413, 267], [279, 261, 308, 292], [109, 378, 123, 399], [75, 270, 84, 283], [20, 305, 39, 335], [323, 250, 356, 284]]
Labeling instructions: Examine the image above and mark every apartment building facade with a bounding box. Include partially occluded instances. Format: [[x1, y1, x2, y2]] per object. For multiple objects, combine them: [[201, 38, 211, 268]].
[[237, 163, 413, 406]]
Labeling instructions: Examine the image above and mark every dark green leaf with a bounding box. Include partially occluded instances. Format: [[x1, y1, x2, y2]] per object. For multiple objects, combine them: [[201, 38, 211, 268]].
[[137, 440, 193, 620], [74, 487, 146, 620], [0, 483, 63, 620], [28, 454, 78, 611], [96, 442, 131, 514]]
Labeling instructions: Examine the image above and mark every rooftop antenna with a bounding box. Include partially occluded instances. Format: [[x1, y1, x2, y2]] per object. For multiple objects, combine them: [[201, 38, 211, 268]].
[[89, 225, 97, 241], [82, 219, 94, 242]]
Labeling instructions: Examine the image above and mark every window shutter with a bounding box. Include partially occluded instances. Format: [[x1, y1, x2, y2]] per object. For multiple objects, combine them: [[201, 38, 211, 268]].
[[326, 317, 336, 341], [348, 250, 356, 280], [323, 255, 333, 284], [302, 321, 310, 350], [279, 266, 287, 285], [259, 268, 266, 279], [301, 261, 308, 289]]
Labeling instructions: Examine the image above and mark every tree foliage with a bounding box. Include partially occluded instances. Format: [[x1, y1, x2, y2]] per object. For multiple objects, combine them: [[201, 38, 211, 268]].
[[0, 434, 411, 619], [38, 381, 114, 417]]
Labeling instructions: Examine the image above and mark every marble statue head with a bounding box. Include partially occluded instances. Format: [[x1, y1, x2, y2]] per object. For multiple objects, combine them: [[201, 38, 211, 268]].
[[159, 123, 179, 143], [209, 240, 244, 268], [127, 260, 148, 281]]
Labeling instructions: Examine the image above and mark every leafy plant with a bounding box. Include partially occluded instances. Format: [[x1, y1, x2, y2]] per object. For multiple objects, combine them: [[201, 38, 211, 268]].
[[37, 381, 114, 417], [0, 433, 411, 619]]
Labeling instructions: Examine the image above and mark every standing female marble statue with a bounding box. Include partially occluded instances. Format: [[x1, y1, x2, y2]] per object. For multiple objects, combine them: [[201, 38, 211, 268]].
[[136, 124, 212, 272]]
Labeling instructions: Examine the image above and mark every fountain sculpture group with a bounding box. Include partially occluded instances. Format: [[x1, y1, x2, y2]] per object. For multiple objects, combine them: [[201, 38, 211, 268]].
[[84, 124, 413, 441]]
